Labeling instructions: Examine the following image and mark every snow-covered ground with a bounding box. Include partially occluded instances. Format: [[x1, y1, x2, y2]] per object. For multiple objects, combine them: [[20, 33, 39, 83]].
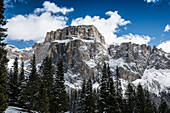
[[5, 106, 70, 113], [133, 68, 170, 96], [5, 106, 29, 113]]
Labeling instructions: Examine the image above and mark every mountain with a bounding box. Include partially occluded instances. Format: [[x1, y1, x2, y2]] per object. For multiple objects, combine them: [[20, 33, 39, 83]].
[[6, 25, 170, 105]]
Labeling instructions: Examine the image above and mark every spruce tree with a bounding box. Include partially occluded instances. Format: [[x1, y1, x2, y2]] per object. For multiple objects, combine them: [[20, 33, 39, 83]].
[[39, 56, 54, 94], [159, 98, 169, 113], [99, 63, 109, 113], [36, 82, 50, 113], [78, 79, 86, 113], [125, 83, 136, 113], [50, 58, 68, 112], [107, 65, 119, 113], [19, 61, 25, 83], [136, 83, 145, 113], [10, 57, 19, 105], [115, 67, 123, 112], [26, 54, 40, 111], [0, 0, 8, 111], [85, 79, 95, 113], [144, 90, 154, 113], [57, 58, 68, 112], [18, 61, 26, 108]]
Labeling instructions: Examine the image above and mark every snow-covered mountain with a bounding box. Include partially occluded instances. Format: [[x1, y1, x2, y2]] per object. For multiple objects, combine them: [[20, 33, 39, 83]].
[[6, 25, 170, 105]]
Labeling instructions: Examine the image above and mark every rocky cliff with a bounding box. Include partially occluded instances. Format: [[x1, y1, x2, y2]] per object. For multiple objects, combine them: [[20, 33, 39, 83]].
[[6, 25, 170, 99]]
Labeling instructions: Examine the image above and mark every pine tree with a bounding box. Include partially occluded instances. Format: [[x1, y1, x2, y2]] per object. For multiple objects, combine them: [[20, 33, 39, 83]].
[[85, 79, 95, 113], [136, 83, 145, 113], [39, 57, 54, 94], [0, 0, 8, 112], [36, 82, 50, 113], [115, 67, 123, 112], [125, 83, 136, 113], [78, 79, 86, 113], [107, 65, 119, 113], [50, 58, 68, 112], [99, 63, 109, 113], [144, 89, 155, 113], [18, 61, 26, 108], [159, 98, 169, 113], [26, 54, 40, 111], [57, 58, 68, 112], [19, 61, 25, 84], [10, 57, 19, 105]]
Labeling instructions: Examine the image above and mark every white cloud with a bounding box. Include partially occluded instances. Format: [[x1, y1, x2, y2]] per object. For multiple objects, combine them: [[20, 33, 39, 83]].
[[34, 1, 74, 15], [116, 33, 151, 45], [6, 1, 73, 41], [157, 40, 170, 53], [71, 11, 151, 45], [144, 0, 170, 4], [144, 0, 159, 3], [71, 11, 131, 45], [6, 1, 152, 45], [164, 24, 170, 32]]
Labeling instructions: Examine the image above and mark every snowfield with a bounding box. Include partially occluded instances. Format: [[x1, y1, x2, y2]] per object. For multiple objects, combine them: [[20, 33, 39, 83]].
[[5, 106, 29, 113], [133, 68, 170, 96]]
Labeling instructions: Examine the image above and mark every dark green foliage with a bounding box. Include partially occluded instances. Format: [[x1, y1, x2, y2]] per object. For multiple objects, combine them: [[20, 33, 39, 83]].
[[136, 83, 145, 113], [125, 83, 136, 113], [107, 65, 119, 113], [78, 79, 86, 113], [159, 99, 169, 113], [18, 61, 27, 108], [115, 67, 123, 112], [39, 57, 54, 94], [26, 54, 40, 110], [144, 90, 154, 113], [0, 0, 8, 112], [10, 57, 19, 105], [85, 79, 95, 113], [69, 89, 78, 113], [56, 58, 68, 112], [19, 61, 25, 83], [50, 58, 68, 112], [36, 82, 50, 113], [99, 63, 109, 113]]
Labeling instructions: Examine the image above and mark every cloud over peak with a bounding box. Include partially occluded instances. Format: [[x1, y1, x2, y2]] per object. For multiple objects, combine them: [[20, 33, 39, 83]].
[[71, 11, 131, 45], [6, 1, 152, 45], [157, 40, 170, 53], [6, 1, 73, 41]]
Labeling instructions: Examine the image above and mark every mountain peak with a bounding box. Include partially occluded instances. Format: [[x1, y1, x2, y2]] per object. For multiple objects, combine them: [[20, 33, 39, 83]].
[[44, 25, 106, 44]]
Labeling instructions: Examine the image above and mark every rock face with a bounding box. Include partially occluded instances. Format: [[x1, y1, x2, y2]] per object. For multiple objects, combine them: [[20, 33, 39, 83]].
[[6, 25, 170, 106], [108, 42, 170, 81], [36, 25, 109, 78], [44, 25, 106, 44], [7, 25, 170, 83]]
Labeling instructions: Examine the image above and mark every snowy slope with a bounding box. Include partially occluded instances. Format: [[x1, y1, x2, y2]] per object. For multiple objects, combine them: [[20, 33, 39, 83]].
[[5, 106, 29, 113], [133, 68, 170, 96]]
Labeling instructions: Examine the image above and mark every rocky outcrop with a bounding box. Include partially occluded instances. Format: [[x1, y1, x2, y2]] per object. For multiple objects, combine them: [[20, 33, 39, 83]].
[[108, 42, 170, 81], [44, 25, 106, 44], [6, 25, 170, 83], [34, 25, 108, 78]]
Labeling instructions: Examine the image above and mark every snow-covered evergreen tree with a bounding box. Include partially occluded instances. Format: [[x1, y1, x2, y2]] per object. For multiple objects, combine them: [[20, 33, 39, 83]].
[[99, 63, 109, 113], [107, 65, 119, 113], [85, 79, 95, 113]]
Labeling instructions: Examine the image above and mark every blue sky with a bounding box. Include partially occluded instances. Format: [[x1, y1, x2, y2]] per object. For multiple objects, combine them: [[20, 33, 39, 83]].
[[4, 0, 170, 52]]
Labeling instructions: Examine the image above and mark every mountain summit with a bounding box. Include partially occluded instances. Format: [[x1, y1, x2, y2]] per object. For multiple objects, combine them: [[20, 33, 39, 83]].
[[7, 25, 170, 105]]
